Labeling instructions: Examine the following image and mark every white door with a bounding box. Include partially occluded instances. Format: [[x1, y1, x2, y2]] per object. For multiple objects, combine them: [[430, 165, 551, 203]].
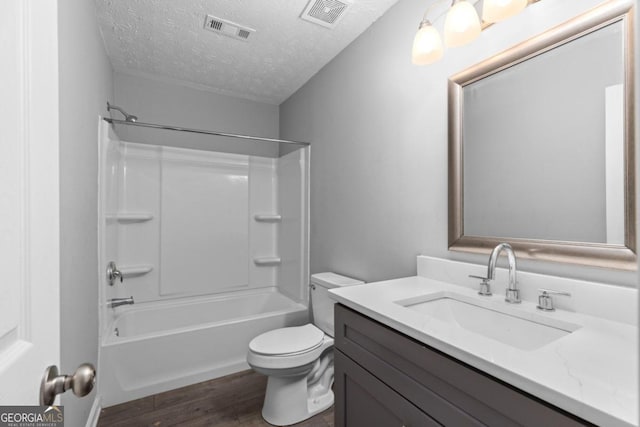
[[0, 0, 61, 404]]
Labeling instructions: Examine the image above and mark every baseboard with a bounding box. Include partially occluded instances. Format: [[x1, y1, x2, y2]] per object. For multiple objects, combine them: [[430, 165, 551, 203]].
[[85, 396, 102, 427]]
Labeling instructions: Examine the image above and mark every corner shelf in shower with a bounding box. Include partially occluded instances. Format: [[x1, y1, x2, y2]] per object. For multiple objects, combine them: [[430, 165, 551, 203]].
[[120, 265, 154, 277], [254, 214, 282, 223], [253, 257, 281, 266], [106, 212, 154, 223]]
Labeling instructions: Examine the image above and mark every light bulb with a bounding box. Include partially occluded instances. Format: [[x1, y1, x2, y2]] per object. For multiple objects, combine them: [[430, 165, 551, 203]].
[[482, 0, 527, 23], [444, 0, 481, 48], [412, 21, 444, 65]]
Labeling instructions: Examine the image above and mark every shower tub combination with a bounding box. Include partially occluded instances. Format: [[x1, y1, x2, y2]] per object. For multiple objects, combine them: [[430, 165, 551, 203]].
[[100, 289, 307, 406], [98, 119, 310, 407]]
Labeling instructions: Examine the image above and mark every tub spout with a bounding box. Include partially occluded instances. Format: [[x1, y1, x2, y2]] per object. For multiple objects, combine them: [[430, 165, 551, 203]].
[[108, 297, 134, 308]]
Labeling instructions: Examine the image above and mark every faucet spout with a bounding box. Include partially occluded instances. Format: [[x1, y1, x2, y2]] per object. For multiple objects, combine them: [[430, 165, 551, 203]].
[[487, 243, 520, 304], [108, 296, 134, 308]]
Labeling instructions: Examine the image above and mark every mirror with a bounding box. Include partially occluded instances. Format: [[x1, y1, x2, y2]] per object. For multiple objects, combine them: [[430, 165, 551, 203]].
[[448, 0, 636, 270]]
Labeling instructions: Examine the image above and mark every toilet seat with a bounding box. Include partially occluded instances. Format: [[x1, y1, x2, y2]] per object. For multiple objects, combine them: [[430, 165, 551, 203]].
[[249, 324, 325, 356], [247, 323, 334, 375]]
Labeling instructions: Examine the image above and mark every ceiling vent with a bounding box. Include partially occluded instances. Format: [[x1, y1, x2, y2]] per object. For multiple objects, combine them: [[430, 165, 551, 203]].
[[300, 0, 353, 29], [203, 15, 255, 41]]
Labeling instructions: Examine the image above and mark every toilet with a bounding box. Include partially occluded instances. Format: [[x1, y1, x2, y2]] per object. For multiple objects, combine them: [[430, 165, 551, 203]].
[[247, 272, 364, 426]]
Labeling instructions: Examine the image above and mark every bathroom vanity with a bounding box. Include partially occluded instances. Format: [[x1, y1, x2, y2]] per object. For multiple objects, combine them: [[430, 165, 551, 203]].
[[330, 257, 638, 427], [334, 304, 589, 426]]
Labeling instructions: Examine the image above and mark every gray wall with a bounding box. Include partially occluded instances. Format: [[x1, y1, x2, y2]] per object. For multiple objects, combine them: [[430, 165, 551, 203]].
[[57, 0, 114, 425], [280, 0, 636, 287], [113, 72, 280, 157]]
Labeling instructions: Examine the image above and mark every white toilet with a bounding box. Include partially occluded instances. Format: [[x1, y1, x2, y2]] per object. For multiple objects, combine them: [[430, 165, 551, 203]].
[[247, 272, 364, 426]]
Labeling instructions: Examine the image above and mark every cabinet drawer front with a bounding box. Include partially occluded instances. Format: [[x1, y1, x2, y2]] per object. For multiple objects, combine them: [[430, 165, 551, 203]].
[[335, 350, 440, 427], [335, 304, 592, 427]]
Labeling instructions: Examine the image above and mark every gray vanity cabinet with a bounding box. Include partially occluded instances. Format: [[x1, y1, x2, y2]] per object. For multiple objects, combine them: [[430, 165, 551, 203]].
[[334, 304, 593, 427]]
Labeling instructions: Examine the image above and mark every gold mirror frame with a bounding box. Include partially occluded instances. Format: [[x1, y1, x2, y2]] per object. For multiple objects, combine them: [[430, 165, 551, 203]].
[[448, 0, 636, 270]]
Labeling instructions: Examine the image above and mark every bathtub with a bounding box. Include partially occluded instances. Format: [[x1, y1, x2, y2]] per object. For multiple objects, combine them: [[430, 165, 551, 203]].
[[98, 288, 308, 407]]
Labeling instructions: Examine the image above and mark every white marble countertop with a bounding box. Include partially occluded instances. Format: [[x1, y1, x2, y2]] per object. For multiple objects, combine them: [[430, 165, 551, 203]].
[[330, 275, 638, 427]]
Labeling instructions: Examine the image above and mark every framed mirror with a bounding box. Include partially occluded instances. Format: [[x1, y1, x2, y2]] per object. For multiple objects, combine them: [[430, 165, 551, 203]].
[[448, 0, 636, 270]]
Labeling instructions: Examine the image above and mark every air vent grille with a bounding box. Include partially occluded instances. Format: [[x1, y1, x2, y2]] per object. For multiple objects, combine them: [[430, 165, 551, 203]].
[[203, 15, 255, 42], [301, 0, 352, 29], [209, 19, 223, 31]]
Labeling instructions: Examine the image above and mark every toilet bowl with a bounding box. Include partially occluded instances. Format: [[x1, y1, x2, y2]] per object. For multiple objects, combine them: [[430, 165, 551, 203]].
[[247, 272, 364, 426]]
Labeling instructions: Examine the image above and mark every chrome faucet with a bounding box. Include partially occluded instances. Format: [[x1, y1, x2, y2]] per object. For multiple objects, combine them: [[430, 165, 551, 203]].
[[471, 243, 521, 302], [108, 297, 134, 308], [488, 243, 521, 304]]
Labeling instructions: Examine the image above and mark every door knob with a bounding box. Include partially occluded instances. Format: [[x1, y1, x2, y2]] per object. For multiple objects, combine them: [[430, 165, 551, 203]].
[[39, 363, 96, 406]]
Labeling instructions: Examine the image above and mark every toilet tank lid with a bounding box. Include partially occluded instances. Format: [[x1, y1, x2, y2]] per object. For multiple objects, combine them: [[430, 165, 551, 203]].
[[310, 272, 364, 289]]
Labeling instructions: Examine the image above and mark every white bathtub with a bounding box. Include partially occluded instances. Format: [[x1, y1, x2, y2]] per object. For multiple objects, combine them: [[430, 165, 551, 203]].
[[98, 288, 308, 407]]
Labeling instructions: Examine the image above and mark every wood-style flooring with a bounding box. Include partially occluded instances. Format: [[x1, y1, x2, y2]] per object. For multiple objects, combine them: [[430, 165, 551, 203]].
[[98, 370, 335, 427]]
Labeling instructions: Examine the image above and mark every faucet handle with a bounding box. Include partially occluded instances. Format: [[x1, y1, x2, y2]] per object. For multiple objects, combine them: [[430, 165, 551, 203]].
[[537, 289, 571, 312], [469, 275, 492, 296], [107, 261, 123, 286]]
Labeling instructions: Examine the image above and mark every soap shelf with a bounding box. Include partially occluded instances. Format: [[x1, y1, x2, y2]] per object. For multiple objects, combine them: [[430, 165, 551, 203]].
[[119, 265, 153, 277], [107, 212, 154, 223], [253, 257, 281, 266], [254, 214, 282, 223]]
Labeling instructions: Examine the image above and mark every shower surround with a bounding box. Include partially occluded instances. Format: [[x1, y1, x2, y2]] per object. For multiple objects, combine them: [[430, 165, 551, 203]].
[[98, 122, 309, 406]]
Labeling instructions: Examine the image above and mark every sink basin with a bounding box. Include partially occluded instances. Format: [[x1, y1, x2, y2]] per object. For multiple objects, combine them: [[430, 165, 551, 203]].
[[396, 293, 580, 351]]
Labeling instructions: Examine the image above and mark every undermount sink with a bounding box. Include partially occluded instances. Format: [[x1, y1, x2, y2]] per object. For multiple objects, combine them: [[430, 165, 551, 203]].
[[396, 292, 581, 351]]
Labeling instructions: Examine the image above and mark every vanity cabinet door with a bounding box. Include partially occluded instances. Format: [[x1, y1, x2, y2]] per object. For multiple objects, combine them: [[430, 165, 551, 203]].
[[334, 350, 440, 427], [335, 304, 593, 427]]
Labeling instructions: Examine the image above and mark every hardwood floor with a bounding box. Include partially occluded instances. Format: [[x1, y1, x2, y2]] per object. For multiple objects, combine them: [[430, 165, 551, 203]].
[[98, 370, 335, 427]]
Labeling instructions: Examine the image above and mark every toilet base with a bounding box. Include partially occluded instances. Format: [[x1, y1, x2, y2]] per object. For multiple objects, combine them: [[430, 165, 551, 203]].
[[262, 377, 333, 426], [260, 352, 334, 426]]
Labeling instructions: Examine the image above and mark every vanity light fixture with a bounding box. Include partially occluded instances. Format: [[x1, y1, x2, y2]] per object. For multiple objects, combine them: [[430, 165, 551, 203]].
[[412, 20, 444, 65], [412, 0, 535, 65], [483, 0, 527, 23], [444, 0, 481, 48]]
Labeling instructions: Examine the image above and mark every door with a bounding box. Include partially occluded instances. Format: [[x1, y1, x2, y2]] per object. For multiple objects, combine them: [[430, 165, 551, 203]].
[[0, 0, 61, 403]]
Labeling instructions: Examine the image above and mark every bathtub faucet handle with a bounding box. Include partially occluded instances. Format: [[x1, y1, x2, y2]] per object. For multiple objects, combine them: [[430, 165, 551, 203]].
[[107, 261, 123, 286]]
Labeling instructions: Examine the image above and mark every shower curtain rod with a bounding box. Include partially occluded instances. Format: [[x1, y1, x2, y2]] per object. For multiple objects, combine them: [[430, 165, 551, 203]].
[[103, 117, 310, 146]]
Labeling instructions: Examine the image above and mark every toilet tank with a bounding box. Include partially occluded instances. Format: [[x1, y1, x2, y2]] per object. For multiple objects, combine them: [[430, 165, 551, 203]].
[[310, 272, 364, 336]]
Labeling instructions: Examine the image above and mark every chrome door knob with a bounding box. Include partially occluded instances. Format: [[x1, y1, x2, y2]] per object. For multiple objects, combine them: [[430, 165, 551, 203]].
[[40, 363, 96, 406], [70, 364, 96, 397]]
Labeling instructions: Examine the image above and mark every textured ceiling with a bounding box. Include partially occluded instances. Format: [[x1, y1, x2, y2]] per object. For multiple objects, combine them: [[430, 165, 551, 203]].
[[95, 0, 400, 104]]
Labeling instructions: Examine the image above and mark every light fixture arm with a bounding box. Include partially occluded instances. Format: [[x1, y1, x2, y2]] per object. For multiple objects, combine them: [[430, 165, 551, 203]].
[[419, 0, 456, 26], [417, 19, 431, 30]]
